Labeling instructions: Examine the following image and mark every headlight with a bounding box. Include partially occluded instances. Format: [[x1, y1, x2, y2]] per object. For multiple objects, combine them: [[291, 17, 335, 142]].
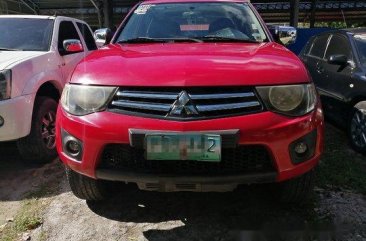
[[0, 70, 12, 100], [61, 84, 117, 116], [256, 84, 317, 116]]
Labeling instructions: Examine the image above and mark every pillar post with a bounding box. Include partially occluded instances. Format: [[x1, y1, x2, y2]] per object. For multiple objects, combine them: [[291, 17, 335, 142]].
[[310, 0, 317, 28], [290, 0, 300, 27], [103, 0, 113, 29]]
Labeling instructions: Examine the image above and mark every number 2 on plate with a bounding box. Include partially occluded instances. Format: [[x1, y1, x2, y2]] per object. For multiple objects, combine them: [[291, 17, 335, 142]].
[[207, 137, 216, 152]]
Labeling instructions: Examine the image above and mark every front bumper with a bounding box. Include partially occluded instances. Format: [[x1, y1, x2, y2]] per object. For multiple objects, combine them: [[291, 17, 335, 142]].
[[56, 106, 324, 185], [0, 94, 34, 141]]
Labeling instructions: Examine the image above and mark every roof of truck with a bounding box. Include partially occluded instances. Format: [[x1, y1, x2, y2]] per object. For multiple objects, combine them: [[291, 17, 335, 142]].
[[0, 15, 56, 19], [141, 0, 250, 4], [0, 15, 89, 24]]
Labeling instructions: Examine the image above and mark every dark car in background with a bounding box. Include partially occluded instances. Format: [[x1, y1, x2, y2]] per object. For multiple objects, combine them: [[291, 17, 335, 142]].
[[300, 28, 366, 153]]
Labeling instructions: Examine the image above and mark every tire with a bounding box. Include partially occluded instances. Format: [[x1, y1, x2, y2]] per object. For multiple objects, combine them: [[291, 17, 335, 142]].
[[276, 169, 315, 204], [66, 167, 107, 201], [348, 106, 366, 154], [17, 96, 58, 164]]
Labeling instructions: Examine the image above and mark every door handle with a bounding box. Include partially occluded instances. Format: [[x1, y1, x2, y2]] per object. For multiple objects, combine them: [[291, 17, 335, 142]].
[[316, 62, 324, 74]]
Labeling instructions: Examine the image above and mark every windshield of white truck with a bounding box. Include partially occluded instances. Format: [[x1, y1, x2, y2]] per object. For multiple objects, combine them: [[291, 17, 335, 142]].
[[0, 18, 54, 51]]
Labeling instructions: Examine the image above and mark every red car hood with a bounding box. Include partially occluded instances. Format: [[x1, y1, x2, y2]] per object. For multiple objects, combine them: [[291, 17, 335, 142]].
[[70, 42, 310, 86]]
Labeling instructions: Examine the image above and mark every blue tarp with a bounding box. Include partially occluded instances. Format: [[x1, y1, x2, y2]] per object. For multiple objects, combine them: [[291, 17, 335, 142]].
[[287, 28, 332, 55]]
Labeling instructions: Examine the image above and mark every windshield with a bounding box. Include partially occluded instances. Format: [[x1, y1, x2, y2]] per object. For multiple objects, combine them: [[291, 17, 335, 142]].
[[0, 18, 54, 51], [116, 2, 268, 43], [354, 34, 366, 66]]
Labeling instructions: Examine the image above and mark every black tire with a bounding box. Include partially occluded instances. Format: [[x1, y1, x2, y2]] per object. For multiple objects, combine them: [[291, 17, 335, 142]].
[[276, 169, 315, 204], [66, 167, 107, 201], [17, 96, 58, 164], [348, 106, 366, 154]]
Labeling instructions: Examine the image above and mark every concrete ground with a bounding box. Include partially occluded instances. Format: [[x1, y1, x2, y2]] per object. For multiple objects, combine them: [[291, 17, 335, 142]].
[[1, 124, 366, 241]]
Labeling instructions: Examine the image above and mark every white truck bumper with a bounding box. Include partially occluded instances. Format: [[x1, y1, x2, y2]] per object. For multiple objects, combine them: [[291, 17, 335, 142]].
[[0, 94, 34, 141]]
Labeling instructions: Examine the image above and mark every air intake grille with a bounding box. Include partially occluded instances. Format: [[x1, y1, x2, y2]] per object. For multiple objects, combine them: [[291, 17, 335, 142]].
[[98, 144, 275, 175], [108, 87, 263, 120]]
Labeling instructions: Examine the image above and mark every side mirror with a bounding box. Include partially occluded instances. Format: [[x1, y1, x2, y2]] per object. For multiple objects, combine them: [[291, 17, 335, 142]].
[[62, 39, 83, 54], [94, 28, 113, 47], [268, 25, 297, 46], [328, 54, 348, 66]]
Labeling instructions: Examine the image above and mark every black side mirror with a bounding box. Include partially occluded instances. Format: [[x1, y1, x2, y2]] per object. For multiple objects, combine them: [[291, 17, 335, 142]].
[[328, 54, 348, 66], [105, 29, 113, 44]]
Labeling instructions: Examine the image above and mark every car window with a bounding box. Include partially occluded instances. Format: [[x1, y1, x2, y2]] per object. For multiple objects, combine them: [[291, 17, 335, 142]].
[[308, 34, 329, 59], [325, 34, 352, 60], [58, 21, 81, 52], [0, 18, 54, 51], [299, 38, 312, 57], [354, 34, 366, 66], [76, 22, 97, 50], [116, 2, 268, 43]]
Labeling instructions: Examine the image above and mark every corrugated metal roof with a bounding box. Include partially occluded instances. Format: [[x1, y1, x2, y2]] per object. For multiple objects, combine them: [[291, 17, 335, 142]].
[[1, 0, 365, 28]]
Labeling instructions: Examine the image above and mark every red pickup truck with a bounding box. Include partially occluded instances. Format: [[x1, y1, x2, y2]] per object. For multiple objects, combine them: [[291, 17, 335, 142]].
[[56, 0, 324, 203]]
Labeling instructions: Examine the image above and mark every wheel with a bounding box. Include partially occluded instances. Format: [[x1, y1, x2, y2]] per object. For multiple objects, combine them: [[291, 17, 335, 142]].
[[349, 106, 366, 154], [17, 96, 58, 164], [66, 167, 107, 201], [276, 169, 315, 204]]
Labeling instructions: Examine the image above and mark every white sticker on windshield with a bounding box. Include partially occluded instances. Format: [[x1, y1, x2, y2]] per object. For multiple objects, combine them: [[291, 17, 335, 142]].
[[134, 4, 154, 14]]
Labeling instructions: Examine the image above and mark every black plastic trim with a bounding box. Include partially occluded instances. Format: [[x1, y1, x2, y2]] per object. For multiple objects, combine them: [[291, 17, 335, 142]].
[[61, 129, 83, 161], [95, 169, 277, 184], [289, 129, 317, 165]]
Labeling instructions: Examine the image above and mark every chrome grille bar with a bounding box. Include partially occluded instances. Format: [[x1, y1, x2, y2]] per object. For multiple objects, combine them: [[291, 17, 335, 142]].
[[111, 100, 171, 112], [196, 101, 261, 112], [190, 92, 254, 100], [117, 90, 178, 100]]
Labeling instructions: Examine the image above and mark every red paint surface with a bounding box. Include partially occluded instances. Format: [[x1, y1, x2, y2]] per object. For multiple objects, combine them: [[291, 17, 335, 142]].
[[57, 0, 324, 184], [57, 105, 324, 181]]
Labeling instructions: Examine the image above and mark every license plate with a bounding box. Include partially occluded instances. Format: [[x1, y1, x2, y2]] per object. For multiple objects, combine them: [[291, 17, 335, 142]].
[[145, 134, 221, 162]]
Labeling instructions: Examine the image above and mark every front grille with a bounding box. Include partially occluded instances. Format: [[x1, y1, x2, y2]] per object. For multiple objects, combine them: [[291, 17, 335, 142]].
[[98, 144, 275, 175], [108, 87, 264, 120]]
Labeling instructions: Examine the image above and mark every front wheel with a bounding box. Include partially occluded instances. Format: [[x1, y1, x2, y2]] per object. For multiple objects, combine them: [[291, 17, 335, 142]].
[[349, 106, 366, 154], [66, 168, 108, 201], [276, 169, 315, 204], [17, 97, 57, 164]]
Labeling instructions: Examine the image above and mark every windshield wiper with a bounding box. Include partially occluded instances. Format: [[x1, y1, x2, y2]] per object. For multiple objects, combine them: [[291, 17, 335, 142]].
[[0, 47, 23, 51], [117, 37, 203, 44], [117, 37, 168, 44], [166, 38, 203, 43], [197, 36, 260, 43]]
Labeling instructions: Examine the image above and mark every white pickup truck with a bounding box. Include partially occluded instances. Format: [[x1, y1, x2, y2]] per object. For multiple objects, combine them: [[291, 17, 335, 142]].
[[0, 15, 96, 163]]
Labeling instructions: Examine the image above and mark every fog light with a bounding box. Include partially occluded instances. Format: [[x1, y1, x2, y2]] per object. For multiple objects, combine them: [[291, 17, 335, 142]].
[[66, 140, 81, 155], [294, 142, 308, 154], [61, 129, 83, 161], [289, 129, 317, 164], [0, 116, 3, 127]]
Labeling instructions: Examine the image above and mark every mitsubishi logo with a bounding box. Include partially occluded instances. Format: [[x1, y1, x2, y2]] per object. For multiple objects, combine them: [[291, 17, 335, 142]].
[[169, 91, 199, 117]]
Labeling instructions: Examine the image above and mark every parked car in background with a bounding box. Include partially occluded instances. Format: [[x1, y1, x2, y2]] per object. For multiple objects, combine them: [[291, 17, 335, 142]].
[[57, 0, 324, 203], [0, 15, 96, 163], [300, 28, 366, 153]]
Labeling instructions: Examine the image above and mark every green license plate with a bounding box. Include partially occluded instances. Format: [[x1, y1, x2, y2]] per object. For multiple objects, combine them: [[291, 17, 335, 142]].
[[145, 134, 221, 162]]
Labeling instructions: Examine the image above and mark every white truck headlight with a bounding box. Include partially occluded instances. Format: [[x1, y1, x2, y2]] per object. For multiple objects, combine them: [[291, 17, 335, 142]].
[[0, 70, 12, 100], [61, 84, 117, 116], [256, 84, 317, 116]]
